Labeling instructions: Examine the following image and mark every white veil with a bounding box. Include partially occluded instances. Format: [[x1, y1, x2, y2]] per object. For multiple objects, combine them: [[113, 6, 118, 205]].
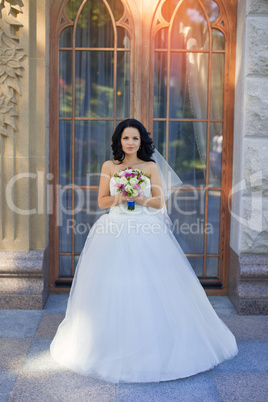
[[152, 148, 183, 201], [151, 148, 183, 228]]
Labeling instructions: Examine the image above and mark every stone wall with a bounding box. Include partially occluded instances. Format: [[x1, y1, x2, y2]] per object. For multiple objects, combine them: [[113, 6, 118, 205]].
[[229, 0, 268, 314], [0, 0, 50, 309]]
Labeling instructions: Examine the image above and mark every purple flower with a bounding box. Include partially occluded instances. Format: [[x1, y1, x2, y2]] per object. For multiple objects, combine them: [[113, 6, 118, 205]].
[[125, 172, 136, 178], [133, 184, 141, 190]]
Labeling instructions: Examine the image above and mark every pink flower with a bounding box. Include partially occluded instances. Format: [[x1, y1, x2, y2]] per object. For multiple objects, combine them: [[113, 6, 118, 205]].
[[122, 190, 127, 196], [133, 184, 141, 190], [115, 183, 124, 189]]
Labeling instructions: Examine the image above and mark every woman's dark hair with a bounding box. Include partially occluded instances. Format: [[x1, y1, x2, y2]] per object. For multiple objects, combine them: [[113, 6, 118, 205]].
[[111, 119, 155, 164]]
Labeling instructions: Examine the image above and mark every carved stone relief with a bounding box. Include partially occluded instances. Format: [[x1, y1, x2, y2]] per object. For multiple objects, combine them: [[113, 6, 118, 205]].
[[0, 0, 25, 138]]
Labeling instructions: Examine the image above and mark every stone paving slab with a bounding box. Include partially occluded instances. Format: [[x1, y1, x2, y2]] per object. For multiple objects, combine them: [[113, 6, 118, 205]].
[[44, 294, 68, 313], [8, 371, 116, 402], [213, 340, 268, 373], [1, 295, 267, 401], [213, 373, 268, 402], [34, 313, 65, 339], [0, 339, 32, 371], [116, 372, 221, 402], [220, 315, 268, 340], [0, 370, 18, 402], [0, 393, 9, 402], [22, 339, 63, 372], [0, 310, 43, 338], [208, 296, 237, 315]]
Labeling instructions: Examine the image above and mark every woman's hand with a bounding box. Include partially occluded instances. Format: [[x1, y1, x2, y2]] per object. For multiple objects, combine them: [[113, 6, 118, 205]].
[[129, 195, 146, 205], [118, 193, 129, 204], [118, 194, 146, 206]]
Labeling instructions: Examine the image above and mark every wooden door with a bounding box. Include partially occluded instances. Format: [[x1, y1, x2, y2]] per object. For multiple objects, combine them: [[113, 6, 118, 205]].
[[50, 0, 237, 294]]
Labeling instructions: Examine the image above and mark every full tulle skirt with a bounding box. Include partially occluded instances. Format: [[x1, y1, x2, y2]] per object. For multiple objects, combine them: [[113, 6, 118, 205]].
[[50, 210, 238, 383]]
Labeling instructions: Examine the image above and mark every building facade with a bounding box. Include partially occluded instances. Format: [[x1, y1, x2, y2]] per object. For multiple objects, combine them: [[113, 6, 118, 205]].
[[0, 0, 267, 314]]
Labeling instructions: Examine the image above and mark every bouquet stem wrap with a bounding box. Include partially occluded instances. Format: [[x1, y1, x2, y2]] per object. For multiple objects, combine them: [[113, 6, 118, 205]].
[[127, 200, 135, 211]]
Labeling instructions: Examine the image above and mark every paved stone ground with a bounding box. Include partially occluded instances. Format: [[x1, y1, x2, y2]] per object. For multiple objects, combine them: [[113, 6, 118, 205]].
[[0, 295, 267, 402]]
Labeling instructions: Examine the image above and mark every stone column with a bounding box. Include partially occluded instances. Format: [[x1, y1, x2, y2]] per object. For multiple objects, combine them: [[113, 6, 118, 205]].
[[229, 0, 268, 314], [0, 0, 50, 309]]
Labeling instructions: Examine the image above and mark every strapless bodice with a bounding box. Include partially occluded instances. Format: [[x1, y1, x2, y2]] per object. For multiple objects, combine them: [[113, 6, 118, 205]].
[[109, 173, 152, 215]]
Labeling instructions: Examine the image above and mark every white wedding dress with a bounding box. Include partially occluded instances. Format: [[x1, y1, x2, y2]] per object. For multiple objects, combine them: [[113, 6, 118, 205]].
[[50, 172, 238, 383]]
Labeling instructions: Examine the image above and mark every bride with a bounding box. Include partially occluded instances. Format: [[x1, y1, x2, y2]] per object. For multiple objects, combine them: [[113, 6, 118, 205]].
[[50, 119, 238, 383]]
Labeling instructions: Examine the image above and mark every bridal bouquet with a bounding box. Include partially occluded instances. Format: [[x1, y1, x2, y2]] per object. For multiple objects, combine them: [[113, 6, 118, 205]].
[[114, 167, 149, 210]]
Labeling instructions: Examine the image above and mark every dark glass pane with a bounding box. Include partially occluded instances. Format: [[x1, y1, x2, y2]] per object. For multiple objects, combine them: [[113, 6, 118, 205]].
[[187, 256, 203, 277], [170, 52, 208, 119], [107, 0, 124, 21], [207, 190, 221, 254], [59, 26, 73, 48], [58, 189, 72, 253], [59, 121, 72, 186], [204, 0, 219, 23], [170, 0, 209, 50], [154, 52, 167, 118], [168, 122, 207, 186], [75, 51, 114, 117], [59, 51, 72, 117], [206, 257, 219, 277], [154, 28, 168, 48], [74, 120, 113, 186], [74, 189, 102, 253], [212, 29, 225, 50], [169, 189, 205, 254], [117, 27, 130, 48], [75, 0, 114, 48], [153, 121, 166, 157], [209, 123, 222, 186], [211, 53, 224, 119], [59, 255, 72, 277], [116, 51, 130, 118]]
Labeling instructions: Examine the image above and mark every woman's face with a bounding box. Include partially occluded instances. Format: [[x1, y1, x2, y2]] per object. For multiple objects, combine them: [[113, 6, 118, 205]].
[[121, 127, 141, 156]]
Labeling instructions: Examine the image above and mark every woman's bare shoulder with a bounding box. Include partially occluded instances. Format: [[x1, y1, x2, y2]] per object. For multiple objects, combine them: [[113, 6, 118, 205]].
[[147, 161, 157, 168], [138, 161, 157, 178], [101, 160, 114, 170], [145, 160, 158, 172]]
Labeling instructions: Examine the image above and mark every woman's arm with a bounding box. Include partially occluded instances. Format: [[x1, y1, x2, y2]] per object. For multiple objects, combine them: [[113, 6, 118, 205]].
[[98, 161, 127, 209], [134, 162, 164, 209]]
